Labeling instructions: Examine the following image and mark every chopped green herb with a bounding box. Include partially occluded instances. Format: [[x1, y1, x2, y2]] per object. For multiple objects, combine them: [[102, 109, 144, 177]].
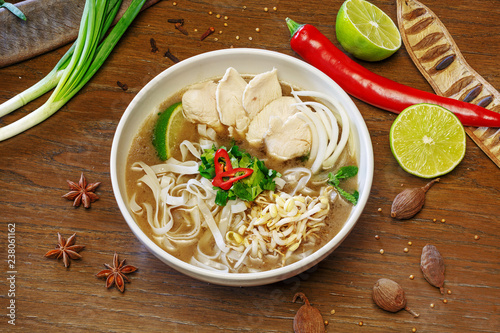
[[299, 152, 310, 162], [199, 145, 281, 206], [328, 166, 359, 205]]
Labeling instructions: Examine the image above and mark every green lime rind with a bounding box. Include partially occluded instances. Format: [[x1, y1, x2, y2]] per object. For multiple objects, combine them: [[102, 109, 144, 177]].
[[152, 102, 183, 161], [336, 0, 401, 62], [389, 103, 466, 179]]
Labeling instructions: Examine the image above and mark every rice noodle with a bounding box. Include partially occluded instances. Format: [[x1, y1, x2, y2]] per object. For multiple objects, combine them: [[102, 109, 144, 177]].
[[292, 90, 351, 169], [282, 167, 312, 196], [190, 256, 229, 273], [292, 97, 327, 174]]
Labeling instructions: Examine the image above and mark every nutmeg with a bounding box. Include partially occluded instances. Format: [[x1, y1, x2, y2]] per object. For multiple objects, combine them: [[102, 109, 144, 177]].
[[292, 292, 325, 333], [391, 178, 439, 219], [421, 244, 445, 294], [372, 278, 419, 317]]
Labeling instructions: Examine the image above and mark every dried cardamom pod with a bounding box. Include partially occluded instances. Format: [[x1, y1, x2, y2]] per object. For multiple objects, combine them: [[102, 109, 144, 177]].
[[391, 178, 439, 219], [372, 278, 419, 317], [421, 244, 445, 294], [292, 292, 325, 333]]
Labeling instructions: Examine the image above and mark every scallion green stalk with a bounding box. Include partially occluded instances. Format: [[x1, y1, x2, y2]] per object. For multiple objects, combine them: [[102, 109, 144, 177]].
[[0, 0, 122, 119], [0, 0, 145, 141]]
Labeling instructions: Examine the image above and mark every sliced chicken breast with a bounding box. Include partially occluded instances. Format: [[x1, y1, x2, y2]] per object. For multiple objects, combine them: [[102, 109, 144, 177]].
[[182, 81, 222, 130], [246, 96, 298, 146], [216, 67, 249, 134], [242, 68, 282, 120], [265, 113, 312, 160]]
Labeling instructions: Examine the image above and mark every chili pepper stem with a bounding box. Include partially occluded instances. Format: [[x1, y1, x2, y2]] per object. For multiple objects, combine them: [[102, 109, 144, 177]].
[[285, 17, 304, 37]]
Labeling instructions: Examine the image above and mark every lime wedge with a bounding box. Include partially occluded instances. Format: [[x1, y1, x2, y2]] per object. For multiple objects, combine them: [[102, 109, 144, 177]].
[[152, 102, 184, 160], [390, 104, 466, 178], [336, 0, 401, 61]]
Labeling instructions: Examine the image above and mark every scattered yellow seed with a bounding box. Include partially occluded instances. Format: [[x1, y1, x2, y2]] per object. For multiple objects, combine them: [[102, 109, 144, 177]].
[[235, 35, 240, 40], [216, 14, 221, 19], [224, 22, 228, 27], [441, 218, 446, 223], [409, 274, 414, 280], [194, 28, 198, 32], [358, 321, 363, 326], [474, 235, 480, 240], [447, 289, 452, 295], [375, 235, 380, 240], [255, 27, 260, 32], [264, 7, 269, 12], [379, 249, 385, 254], [412, 328, 417, 333], [408, 241, 413, 246], [248, 36, 253, 40], [443, 299, 448, 304], [273, 6, 277, 11], [224, 15, 228, 20], [219, 30, 223, 34], [377, 207, 382, 212], [324, 320, 329, 326], [208, 11, 213, 15], [430, 303, 435, 308], [214, 37, 218, 41], [172, 1, 177, 5], [330, 309, 336, 315], [404, 247, 409, 253], [243, 5, 247, 10]]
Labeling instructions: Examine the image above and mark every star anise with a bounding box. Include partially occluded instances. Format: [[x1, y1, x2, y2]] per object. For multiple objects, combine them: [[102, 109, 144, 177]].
[[62, 173, 101, 208], [96, 253, 138, 293], [44, 233, 85, 267]]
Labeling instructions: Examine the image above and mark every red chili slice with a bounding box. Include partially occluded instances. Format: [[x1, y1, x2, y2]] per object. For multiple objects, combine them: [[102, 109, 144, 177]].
[[214, 148, 233, 175], [212, 168, 253, 190]]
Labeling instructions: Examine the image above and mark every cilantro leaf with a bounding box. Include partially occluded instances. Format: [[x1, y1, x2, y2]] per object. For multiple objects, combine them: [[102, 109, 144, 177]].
[[328, 166, 359, 205], [335, 166, 358, 179]]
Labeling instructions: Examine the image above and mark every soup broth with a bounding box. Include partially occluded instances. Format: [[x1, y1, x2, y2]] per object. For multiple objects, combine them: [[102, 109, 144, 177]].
[[125, 71, 358, 273]]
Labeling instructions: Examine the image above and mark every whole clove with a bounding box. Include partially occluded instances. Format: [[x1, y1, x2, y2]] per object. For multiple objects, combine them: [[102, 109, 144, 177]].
[[164, 49, 180, 63], [292, 292, 325, 333], [200, 27, 215, 41], [175, 22, 189, 35], [391, 178, 439, 219], [167, 18, 184, 24], [372, 278, 419, 318], [420, 244, 445, 294], [150, 38, 159, 53], [117, 81, 128, 91]]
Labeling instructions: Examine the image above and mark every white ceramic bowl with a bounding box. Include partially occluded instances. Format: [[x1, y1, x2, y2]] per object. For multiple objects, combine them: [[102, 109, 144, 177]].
[[111, 48, 374, 287]]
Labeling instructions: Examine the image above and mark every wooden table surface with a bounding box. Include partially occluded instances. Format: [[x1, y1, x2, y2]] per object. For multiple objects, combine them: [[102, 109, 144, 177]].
[[1, 0, 499, 332]]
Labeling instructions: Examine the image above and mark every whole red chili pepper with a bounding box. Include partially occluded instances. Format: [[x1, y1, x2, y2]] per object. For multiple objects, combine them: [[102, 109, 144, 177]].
[[212, 168, 253, 190], [286, 18, 500, 128]]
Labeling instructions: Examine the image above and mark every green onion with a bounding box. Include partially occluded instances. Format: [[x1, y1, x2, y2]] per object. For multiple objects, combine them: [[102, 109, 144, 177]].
[[0, 0, 146, 141], [0, 0, 27, 21]]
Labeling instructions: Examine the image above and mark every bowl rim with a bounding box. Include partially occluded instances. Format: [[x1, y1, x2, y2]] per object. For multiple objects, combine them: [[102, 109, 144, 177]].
[[110, 48, 374, 284]]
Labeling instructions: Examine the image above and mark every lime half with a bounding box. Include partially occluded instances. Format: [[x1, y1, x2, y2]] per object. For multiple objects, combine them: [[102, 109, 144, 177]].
[[336, 0, 401, 61], [153, 102, 184, 160], [390, 104, 466, 178]]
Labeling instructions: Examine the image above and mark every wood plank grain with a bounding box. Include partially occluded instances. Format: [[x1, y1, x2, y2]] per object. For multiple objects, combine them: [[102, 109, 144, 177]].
[[0, 0, 499, 332]]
